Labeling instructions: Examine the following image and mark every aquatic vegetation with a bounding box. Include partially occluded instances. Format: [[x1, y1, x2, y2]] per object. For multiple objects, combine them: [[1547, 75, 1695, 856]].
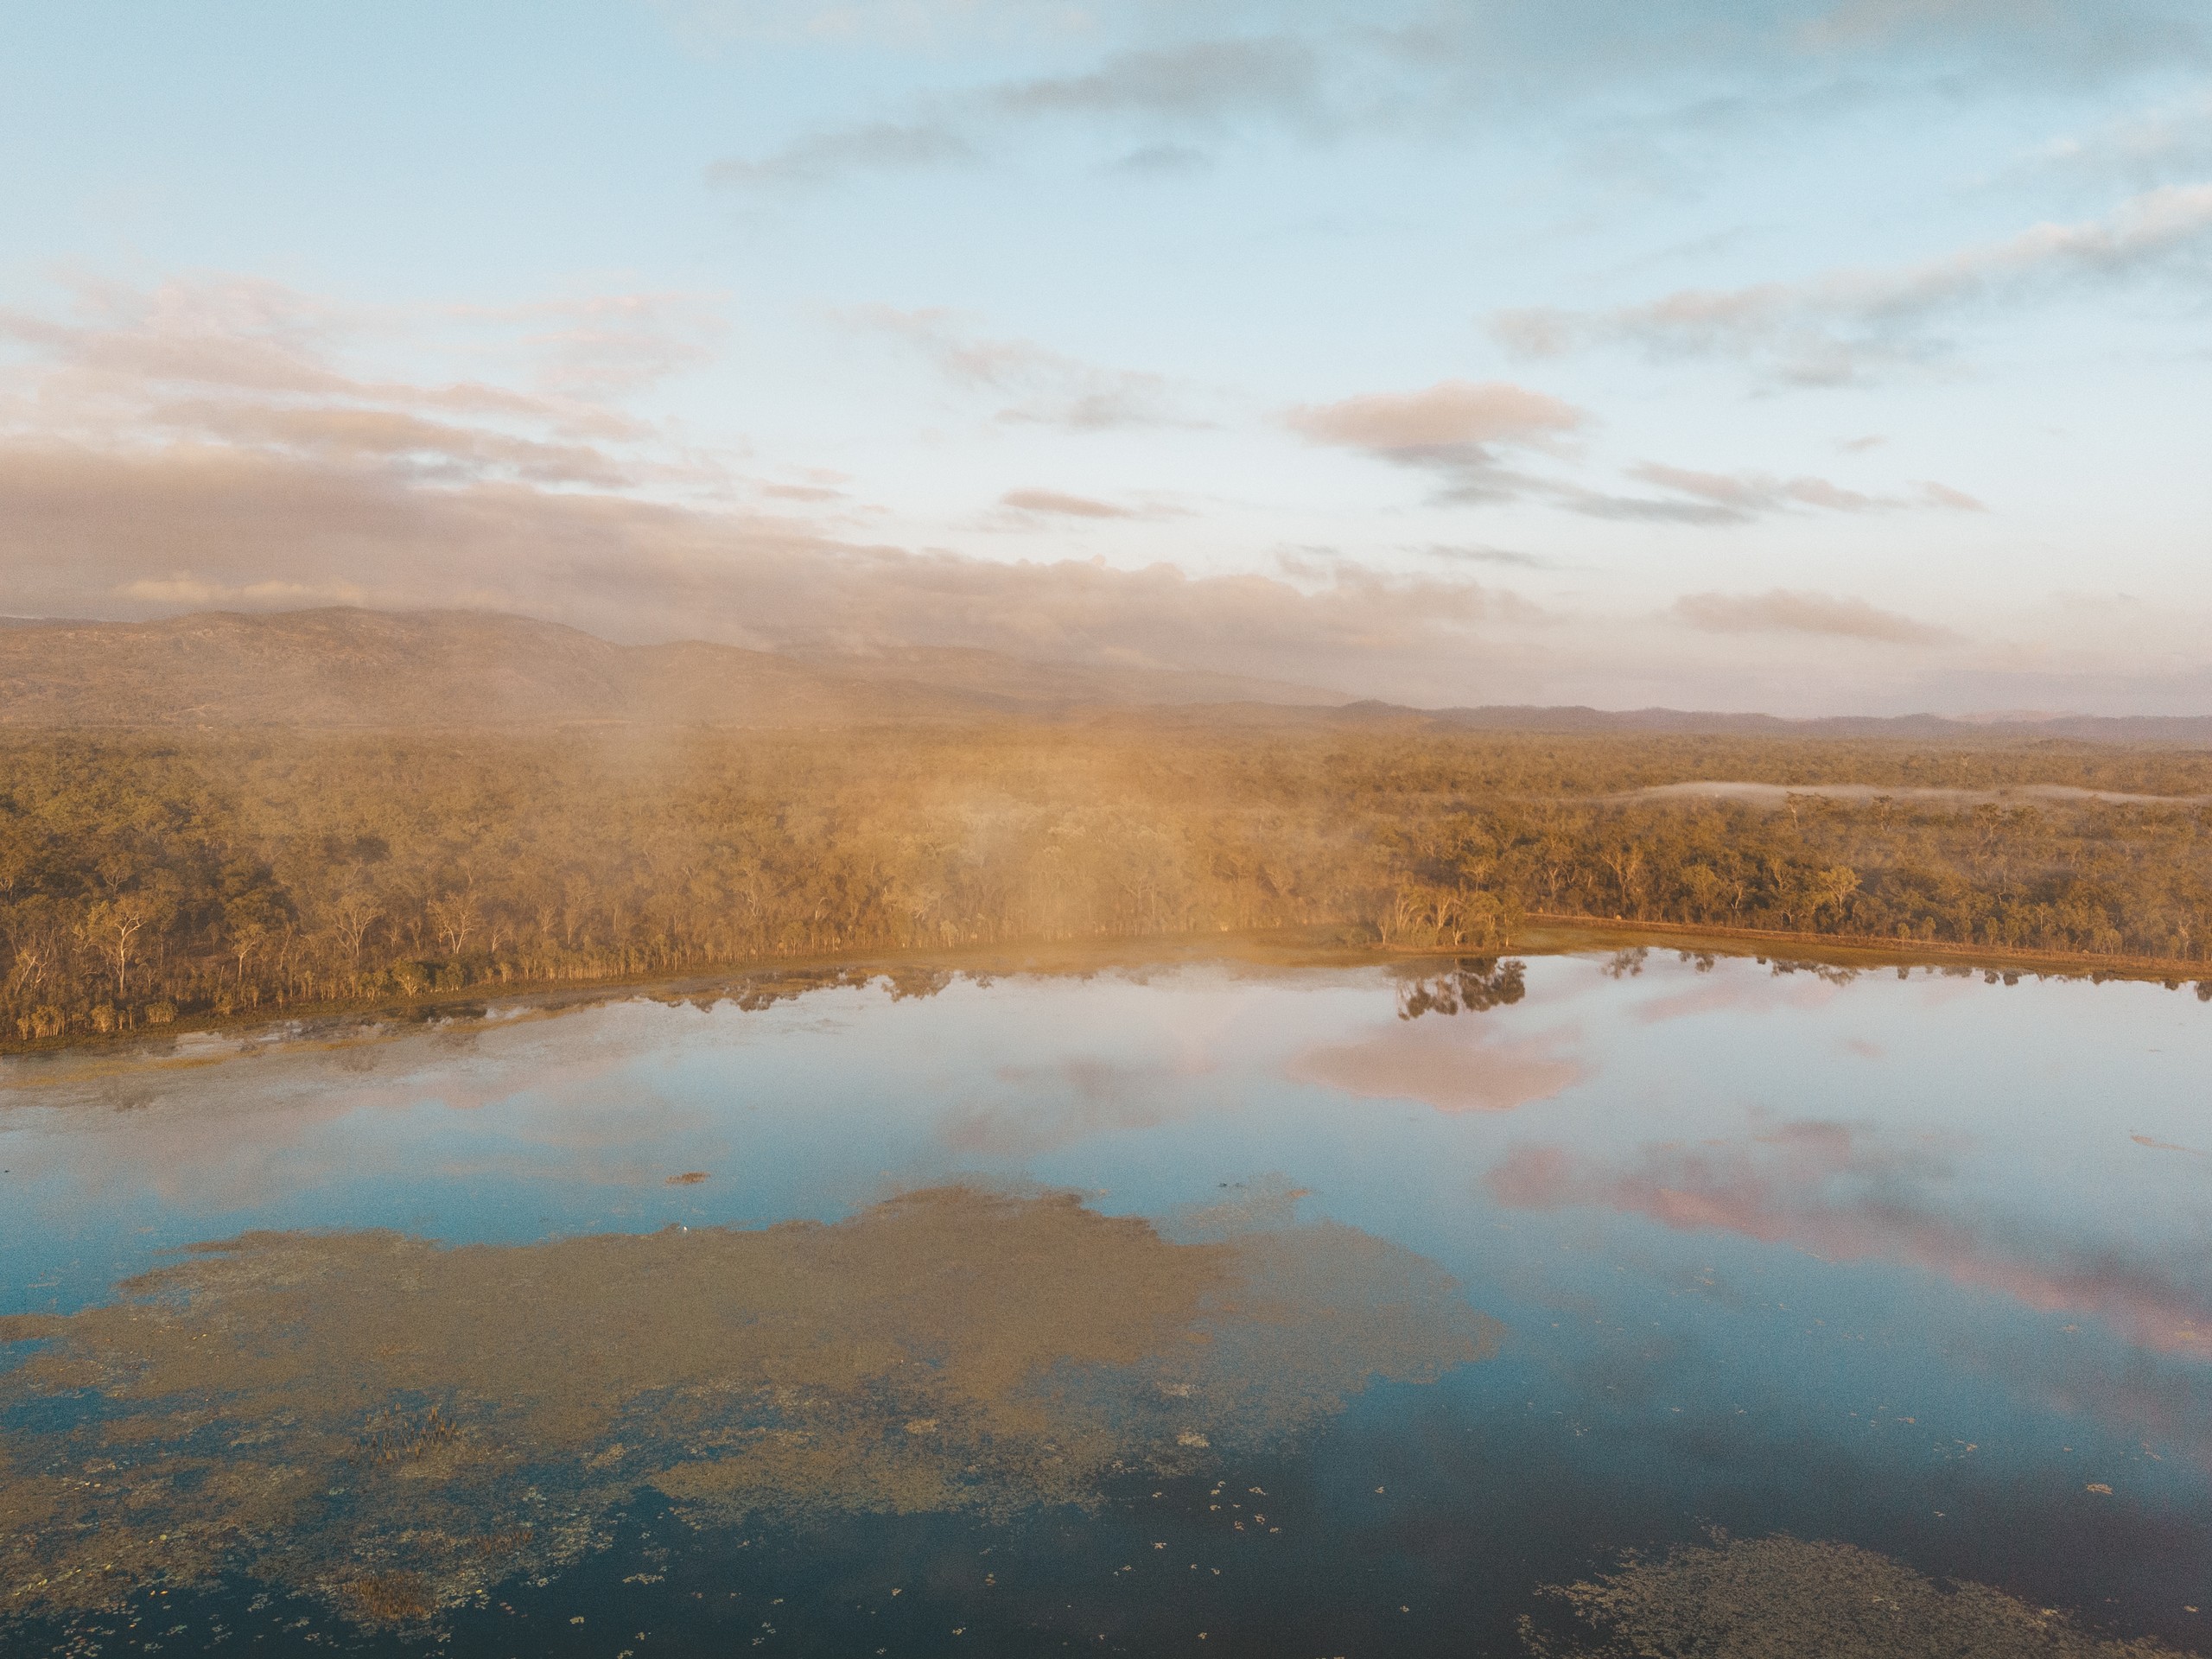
[[0, 1186, 1497, 1631], [1529, 1534, 2196, 1658]]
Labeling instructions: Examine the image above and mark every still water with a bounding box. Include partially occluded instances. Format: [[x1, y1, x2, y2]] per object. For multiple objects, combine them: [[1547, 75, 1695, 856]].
[[3, 948, 2210, 1656]]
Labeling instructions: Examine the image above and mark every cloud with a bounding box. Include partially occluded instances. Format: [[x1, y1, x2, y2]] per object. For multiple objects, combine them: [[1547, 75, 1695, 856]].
[[1635, 462, 1878, 514], [988, 35, 1327, 131], [1673, 588, 1960, 644], [1286, 378, 1586, 504], [2031, 90, 2212, 188], [1417, 543, 1554, 570], [1492, 182, 2212, 384], [1113, 142, 1211, 174], [654, 0, 1106, 48], [1547, 484, 1762, 526], [840, 304, 1187, 429], [456, 293, 730, 399], [706, 120, 981, 190], [0, 276, 718, 525], [1571, 464, 1986, 524], [9, 275, 2169, 715], [1484, 1120, 2212, 1357], [0, 435, 1544, 696], [1287, 379, 1585, 451], [151, 402, 636, 488], [1797, 0, 2207, 74], [1281, 381, 1969, 526], [0, 275, 1564, 703], [688, 1, 2211, 206], [709, 33, 1326, 192], [670, 1, 2208, 92], [2132, 1133, 2209, 1156], [1915, 480, 1988, 512], [0, 276, 717, 424], [1000, 488, 1137, 518]]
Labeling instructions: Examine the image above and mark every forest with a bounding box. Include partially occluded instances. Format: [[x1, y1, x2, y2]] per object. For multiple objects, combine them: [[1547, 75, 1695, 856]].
[[4, 721, 2210, 1042]]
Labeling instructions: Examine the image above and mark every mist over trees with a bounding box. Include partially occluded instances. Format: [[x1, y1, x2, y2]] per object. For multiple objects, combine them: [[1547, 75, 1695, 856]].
[[3, 725, 2209, 1042]]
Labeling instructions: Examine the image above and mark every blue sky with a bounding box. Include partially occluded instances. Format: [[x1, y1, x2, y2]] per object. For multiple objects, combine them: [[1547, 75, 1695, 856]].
[[3, 0, 2209, 712]]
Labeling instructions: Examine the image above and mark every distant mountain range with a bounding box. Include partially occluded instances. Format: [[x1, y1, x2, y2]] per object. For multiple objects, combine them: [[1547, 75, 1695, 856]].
[[0, 608, 2207, 743], [0, 609, 1344, 728]]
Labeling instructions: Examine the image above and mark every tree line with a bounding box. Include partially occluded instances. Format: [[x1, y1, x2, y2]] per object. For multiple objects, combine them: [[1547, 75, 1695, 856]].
[[3, 724, 2209, 1042]]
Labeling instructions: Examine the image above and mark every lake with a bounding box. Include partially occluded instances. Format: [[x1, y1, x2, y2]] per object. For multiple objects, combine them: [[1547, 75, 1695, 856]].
[[3, 946, 2210, 1656]]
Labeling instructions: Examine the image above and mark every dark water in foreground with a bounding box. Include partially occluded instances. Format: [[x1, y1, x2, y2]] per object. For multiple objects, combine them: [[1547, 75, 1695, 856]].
[[3, 949, 2210, 1656]]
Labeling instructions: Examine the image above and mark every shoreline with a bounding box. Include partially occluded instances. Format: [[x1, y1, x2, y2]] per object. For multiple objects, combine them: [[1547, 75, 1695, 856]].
[[4, 918, 2206, 1077], [1516, 912, 2212, 984]]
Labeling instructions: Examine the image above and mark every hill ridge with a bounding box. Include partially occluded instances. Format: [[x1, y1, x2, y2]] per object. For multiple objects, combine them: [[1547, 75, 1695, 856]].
[[0, 608, 1345, 728]]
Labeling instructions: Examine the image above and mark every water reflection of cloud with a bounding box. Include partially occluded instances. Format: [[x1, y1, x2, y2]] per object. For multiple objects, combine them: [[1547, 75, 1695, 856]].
[[1, 1019, 689, 1213], [1289, 1020, 1586, 1113], [939, 1055, 1216, 1156], [1629, 969, 1842, 1026], [1486, 1122, 2212, 1358]]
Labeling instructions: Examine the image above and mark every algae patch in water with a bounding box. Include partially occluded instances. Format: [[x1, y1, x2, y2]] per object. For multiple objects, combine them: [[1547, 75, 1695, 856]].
[[0, 1185, 1497, 1630], [1529, 1534, 2196, 1658]]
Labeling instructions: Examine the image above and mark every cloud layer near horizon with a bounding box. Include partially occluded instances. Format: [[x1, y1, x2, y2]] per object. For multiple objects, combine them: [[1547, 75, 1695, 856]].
[[5, 2, 2212, 714], [5, 270, 2212, 715], [0, 273, 2004, 706]]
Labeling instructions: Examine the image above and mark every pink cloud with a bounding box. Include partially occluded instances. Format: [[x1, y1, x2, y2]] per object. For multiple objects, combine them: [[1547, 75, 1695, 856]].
[[1287, 379, 1583, 453]]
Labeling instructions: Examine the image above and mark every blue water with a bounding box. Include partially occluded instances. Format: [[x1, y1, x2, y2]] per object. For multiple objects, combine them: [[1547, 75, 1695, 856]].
[[4, 948, 2210, 1655]]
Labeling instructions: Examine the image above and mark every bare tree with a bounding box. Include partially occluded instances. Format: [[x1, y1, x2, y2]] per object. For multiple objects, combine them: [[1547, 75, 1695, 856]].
[[78, 896, 152, 1001], [1599, 842, 1646, 918], [330, 890, 385, 960], [427, 891, 481, 956]]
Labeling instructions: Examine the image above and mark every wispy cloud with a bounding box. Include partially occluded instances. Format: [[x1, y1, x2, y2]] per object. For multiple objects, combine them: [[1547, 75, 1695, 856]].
[[709, 34, 1325, 191], [0, 276, 721, 433], [1286, 378, 1586, 503], [0, 275, 729, 504], [1611, 463, 1980, 520], [1417, 542, 1554, 570], [1798, 0, 2208, 77], [1493, 182, 2212, 384], [1287, 379, 1585, 450], [841, 304, 1189, 429], [1284, 379, 1971, 525], [988, 35, 1326, 131], [0, 436, 1553, 696], [1916, 479, 1987, 511], [705, 120, 981, 189], [655, 0, 1107, 49], [1674, 588, 1960, 645], [1637, 462, 1880, 513], [149, 401, 636, 488], [1000, 487, 1138, 518], [0, 277, 1549, 694], [446, 292, 729, 399], [2031, 90, 2212, 188]]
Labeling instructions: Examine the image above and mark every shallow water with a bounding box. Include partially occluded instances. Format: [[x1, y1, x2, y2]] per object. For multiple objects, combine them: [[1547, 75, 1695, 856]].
[[3, 949, 2210, 1656]]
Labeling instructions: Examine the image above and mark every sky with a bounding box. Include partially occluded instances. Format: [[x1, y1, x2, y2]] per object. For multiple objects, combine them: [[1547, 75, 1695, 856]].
[[3, 0, 2210, 715]]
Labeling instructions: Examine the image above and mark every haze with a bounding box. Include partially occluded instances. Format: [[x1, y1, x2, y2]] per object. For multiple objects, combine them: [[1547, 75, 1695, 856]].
[[4, 1, 2210, 715]]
